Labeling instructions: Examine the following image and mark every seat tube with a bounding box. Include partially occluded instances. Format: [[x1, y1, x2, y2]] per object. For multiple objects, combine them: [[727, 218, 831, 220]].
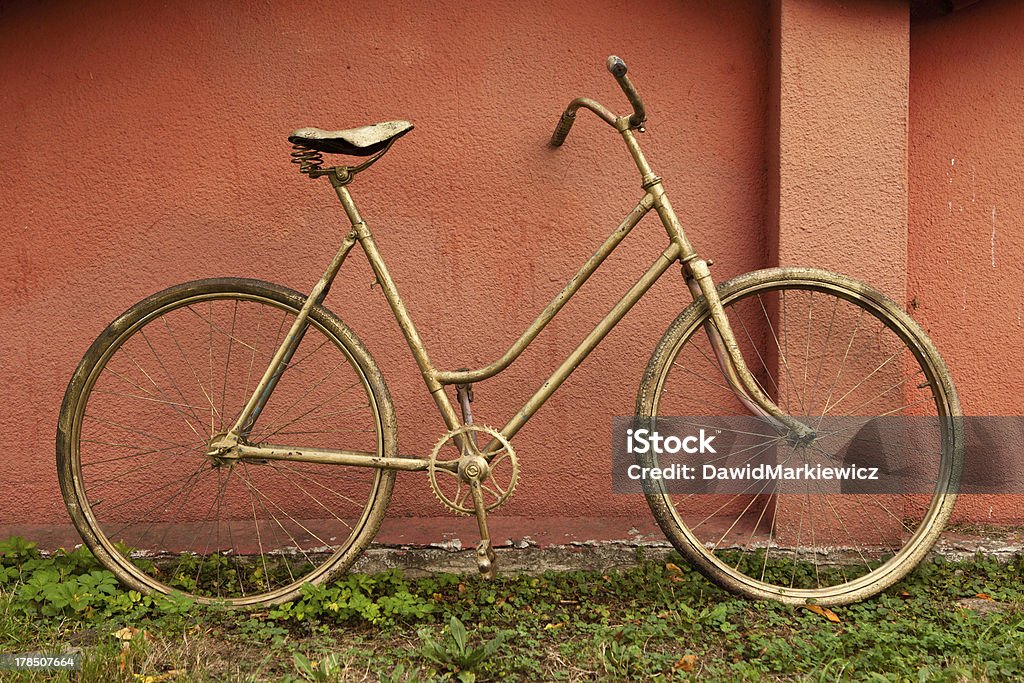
[[332, 180, 463, 432]]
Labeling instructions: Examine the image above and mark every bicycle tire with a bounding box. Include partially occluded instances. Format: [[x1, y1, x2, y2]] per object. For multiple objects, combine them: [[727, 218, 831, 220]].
[[57, 278, 397, 606], [636, 267, 962, 605]]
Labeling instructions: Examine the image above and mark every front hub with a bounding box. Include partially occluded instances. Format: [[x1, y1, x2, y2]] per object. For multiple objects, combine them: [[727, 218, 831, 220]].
[[785, 429, 817, 449]]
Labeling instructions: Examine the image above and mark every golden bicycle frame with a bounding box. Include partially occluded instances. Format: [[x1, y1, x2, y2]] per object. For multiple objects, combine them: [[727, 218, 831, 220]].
[[209, 56, 815, 574]]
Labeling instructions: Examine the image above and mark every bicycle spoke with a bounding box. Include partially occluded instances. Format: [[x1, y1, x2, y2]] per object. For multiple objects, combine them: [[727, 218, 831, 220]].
[[273, 460, 366, 517], [242, 304, 266, 417], [802, 292, 813, 409], [243, 467, 272, 592], [815, 307, 865, 431], [267, 462, 354, 532], [734, 478, 776, 572], [253, 377, 363, 443], [131, 460, 212, 552], [757, 293, 806, 415], [139, 327, 208, 436], [734, 313, 782, 399], [83, 414, 195, 449], [185, 304, 260, 354], [219, 301, 239, 433], [87, 444, 198, 489], [164, 314, 222, 430], [236, 468, 317, 572], [822, 348, 902, 417], [101, 358, 205, 444], [81, 441, 198, 466], [830, 369, 925, 417]]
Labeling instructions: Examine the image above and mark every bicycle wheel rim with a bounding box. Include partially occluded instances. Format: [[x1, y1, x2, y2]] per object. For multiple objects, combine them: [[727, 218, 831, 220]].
[[642, 269, 961, 604], [59, 281, 393, 606]]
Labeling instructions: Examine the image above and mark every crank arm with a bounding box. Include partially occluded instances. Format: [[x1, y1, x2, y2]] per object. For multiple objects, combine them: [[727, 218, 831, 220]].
[[470, 480, 497, 579]]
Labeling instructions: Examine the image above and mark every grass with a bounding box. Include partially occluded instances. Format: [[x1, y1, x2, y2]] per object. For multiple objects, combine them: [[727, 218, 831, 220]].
[[0, 538, 1022, 681]]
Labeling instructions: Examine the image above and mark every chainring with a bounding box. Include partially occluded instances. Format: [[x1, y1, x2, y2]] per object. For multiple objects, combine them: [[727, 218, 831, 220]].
[[428, 424, 519, 515]]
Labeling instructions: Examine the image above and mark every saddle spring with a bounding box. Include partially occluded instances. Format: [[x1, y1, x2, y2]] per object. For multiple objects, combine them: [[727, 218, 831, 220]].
[[290, 143, 324, 175]]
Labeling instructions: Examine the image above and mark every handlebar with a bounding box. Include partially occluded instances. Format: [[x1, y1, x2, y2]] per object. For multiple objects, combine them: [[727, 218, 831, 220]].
[[550, 55, 647, 147], [606, 56, 646, 128]]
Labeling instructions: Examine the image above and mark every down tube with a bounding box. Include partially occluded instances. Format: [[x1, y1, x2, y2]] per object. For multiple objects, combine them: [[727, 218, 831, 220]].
[[499, 242, 681, 442]]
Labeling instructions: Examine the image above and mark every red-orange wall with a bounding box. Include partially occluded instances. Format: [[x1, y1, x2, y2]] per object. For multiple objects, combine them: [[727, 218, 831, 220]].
[[0, 0, 770, 542], [909, 0, 1024, 522], [909, 0, 1024, 415], [2, 0, 1021, 546]]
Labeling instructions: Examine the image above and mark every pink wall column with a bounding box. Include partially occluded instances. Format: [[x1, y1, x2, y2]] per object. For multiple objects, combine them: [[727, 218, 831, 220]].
[[768, 0, 911, 541], [769, 0, 909, 296], [910, 0, 1024, 522]]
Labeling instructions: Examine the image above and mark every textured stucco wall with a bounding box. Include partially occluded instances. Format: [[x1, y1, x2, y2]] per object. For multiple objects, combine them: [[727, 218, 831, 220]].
[[2, 0, 1020, 547], [771, 0, 909, 297], [0, 0, 770, 543], [909, 0, 1024, 522], [767, 0, 915, 539]]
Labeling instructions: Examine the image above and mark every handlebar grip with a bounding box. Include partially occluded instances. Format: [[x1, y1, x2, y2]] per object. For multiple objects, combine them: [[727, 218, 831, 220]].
[[606, 54, 646, 128], [550, 111, 576, 147], [606, 55, 627, 78]]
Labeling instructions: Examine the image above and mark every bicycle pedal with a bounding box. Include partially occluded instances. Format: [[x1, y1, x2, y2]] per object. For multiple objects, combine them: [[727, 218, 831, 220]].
[[475, 539, 497, 579]]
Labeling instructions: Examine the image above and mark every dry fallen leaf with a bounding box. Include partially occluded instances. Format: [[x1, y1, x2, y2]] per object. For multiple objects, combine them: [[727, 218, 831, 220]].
[[802, 604, 841, 623], [112, 626, 139, 642], [665, 562, 683, 574], [674, 654, 698, 672], [975, 593, 993, 600]]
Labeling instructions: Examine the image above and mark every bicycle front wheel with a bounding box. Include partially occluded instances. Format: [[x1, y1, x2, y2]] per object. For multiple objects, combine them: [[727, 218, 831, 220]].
[[57, 278, 396, 606], [637, 267, 962, 605]]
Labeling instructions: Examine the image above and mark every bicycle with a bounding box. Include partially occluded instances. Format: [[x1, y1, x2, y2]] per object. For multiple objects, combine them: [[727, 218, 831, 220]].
[[56, 56, 962, 607]]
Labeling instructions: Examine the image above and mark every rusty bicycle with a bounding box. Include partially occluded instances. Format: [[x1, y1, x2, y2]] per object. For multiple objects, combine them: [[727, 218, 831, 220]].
[[57, 57, 961, 607]]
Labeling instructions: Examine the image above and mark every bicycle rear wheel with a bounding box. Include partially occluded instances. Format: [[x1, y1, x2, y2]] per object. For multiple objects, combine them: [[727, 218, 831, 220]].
[[637, 267, 961, 605], [57, 278, 396, 606]]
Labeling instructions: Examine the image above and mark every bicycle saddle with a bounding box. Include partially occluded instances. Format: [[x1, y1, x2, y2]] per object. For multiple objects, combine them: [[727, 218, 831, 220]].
[[288, 120, 413, 157]]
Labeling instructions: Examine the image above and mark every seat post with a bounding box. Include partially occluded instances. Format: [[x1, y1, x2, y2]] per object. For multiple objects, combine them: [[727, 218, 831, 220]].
[[331, 174, 363, 228]]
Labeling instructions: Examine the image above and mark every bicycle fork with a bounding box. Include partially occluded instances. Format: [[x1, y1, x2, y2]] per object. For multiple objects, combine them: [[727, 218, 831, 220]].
[[673, 224, 814, 441], [627, 126, 815, 443]]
